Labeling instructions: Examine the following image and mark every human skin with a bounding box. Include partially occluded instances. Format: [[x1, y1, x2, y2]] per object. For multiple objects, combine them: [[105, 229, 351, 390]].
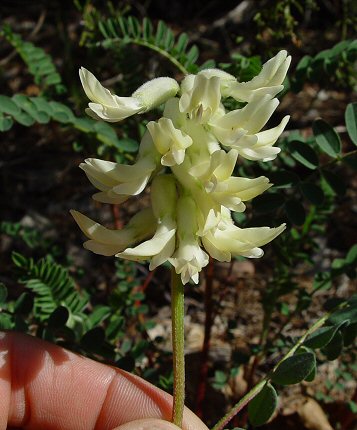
[[0, 331, 208, 430]]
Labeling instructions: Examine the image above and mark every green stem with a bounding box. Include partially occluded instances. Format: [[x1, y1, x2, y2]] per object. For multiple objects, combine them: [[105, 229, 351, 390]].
[[171, 268, 185, 427], [211, 306, 342, 430], [96, 38, 189, 75]]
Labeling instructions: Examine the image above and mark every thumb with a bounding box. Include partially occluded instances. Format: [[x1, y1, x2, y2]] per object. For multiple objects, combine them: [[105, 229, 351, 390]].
[[113, 418, 182, 430]]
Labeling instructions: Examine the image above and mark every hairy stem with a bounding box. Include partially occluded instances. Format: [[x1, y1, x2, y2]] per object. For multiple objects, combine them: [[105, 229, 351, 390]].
[[171, 268, 185, 427], [196, 258, 214, 417]]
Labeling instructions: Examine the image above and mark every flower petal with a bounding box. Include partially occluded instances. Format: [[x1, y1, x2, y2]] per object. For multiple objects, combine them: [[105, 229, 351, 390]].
[[70, 208, 156, 255], [147, 118, 192, 166], [225, 51, 291, 102]]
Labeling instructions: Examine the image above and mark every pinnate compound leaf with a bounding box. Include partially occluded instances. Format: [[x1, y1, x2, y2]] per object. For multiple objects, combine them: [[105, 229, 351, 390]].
[[288, 141, 319, 169], [312, 118, 341, 157], [345, 102, 357, 146], [0, 95, 21, 115], [248, 383, 278, 427], [271, 352, 316, 385]]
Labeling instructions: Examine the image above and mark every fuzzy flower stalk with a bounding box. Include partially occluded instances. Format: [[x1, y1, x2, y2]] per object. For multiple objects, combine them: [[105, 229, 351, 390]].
[[72, 51, 291, 426]]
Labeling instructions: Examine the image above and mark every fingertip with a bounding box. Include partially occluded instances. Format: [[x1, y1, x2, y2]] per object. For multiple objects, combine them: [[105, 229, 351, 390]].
[[113, 418, 182, 430]]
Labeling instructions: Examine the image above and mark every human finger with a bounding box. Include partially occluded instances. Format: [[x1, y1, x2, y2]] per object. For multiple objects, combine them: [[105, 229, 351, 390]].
[[113, 418, 183, 429], [0, 331, 208, 430]]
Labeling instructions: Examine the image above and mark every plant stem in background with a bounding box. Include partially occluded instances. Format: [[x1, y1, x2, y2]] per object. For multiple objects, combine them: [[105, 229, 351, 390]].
[[196, 257, 215, 418], [171, 268, 185, 427], [211, 309, 334, 430], [111, 204, 122, 229]]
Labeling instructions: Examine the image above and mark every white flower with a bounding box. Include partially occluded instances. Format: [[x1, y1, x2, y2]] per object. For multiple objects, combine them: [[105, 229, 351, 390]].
[[210, 95, 290, 161], [225, 50, 291, 102], [202, 208, 286, 262], [147, 117, 193, 166], [79, 67, 179, 122], [70, 208, 156, 256], [209, 175, 272, 212], [187, 149, 270, 211], [197, 68, 236, 96], [74, 51, 291, 284], [80, 132, 160, 203], [169, 195, 209, 284], [179, 74, 221, 123], [188, 149, 238, 191], [117, 175, 177, 269]]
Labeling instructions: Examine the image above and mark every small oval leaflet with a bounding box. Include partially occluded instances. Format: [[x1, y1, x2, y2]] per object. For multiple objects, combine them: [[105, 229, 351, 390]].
[[345, 102, 357, 146], [248, 383, 278, 427], [304, 325, 340, 349], [321, 331, 344, 361], [271, 352, 316, 385], [48, 305, 69, 328], [312, 118, 341, 158], [288, 140, 319, 170]]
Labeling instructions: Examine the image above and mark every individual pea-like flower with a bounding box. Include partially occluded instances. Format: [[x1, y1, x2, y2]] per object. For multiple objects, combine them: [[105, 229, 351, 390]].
[[73, 50, 291, 284], [117, 174, 177, 270], [202, 207, 286, 262], [80, 131, 160, 204], [179, 74, 221, 122], [79, 67, 179, 122], [209, 95, 290, 161], [223, 50, 291, 102], [169, 195, 209, 285], [70, 208, 157, 256], [147, 117, 193, 166]]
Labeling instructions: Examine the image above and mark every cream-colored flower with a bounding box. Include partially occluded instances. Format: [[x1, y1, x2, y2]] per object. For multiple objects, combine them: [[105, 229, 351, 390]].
[[80, 67, 179, 122], [188, 149, 238, 191], [147, 117, 193, 166], [80, 132, 160, 204], [202, 208, 286, 262], [210, 95, 290, 161], [70, 208, 156, 256], [209, 176, 272, 212], [74, 51, 291, 284], [225, 50, 291, 102], [179, 74, 221, 123], [169, 195, 209, 284], [117, 175, 177, 269]]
